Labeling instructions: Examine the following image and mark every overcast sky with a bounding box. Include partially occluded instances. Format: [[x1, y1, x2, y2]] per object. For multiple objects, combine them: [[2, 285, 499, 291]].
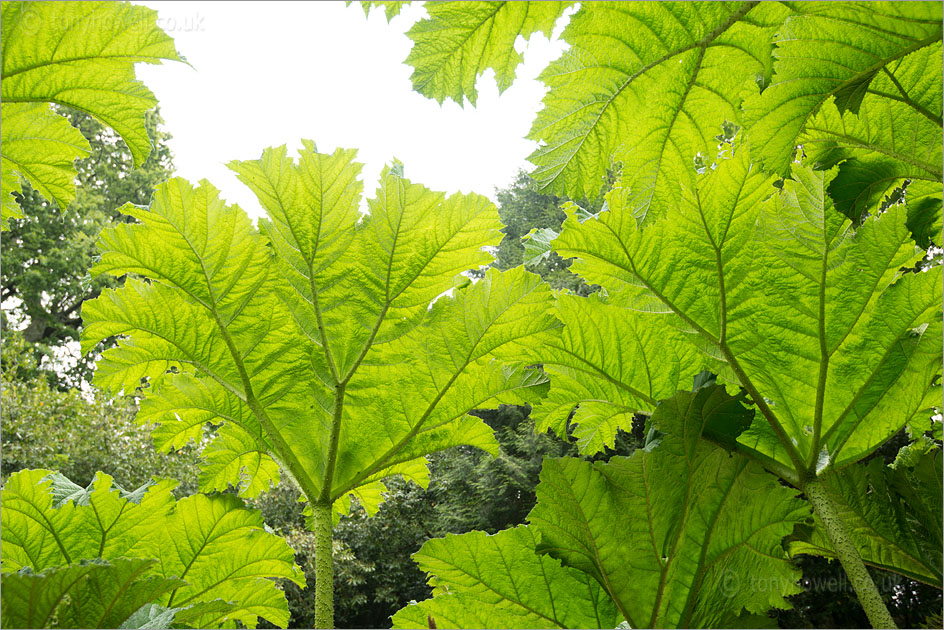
[[136, 1, 570, 219]]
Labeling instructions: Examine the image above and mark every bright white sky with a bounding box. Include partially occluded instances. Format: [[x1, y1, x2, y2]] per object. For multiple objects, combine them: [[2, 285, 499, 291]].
[[136, 1, 570, 220]]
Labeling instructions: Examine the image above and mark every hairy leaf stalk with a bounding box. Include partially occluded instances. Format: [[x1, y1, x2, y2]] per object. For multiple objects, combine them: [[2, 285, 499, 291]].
[[312, 501, 335, 629], [803, 478, 897, 629]]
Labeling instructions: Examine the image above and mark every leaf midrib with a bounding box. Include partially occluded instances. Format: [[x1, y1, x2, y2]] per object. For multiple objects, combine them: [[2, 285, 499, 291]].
[[335, 278, 549, 498], [802, 125, 942, 177], [136, 186, 324, 504], [2, 54, 172, 81]]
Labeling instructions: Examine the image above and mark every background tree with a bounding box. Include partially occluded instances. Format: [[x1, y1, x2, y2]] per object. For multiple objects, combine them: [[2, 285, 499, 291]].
[[0, 332, 200, 495], [491, 170, 606, 296], [1, 106, 174, 389]]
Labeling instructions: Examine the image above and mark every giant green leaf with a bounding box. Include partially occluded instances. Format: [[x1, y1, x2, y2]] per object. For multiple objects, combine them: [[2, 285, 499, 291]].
[[530, 383, 809, 628], [398, 382, 808, 628], [526, 1, 791, 207], [743, 2, 943, 175], [404, 1, 571, 106], [0, 559, 184, 630], [0, 1, 182, 227], [0, 469, 303, 628], [0, 103, 90, 228], [83, 144, 558, 526], [392, 526, 622, 629], [545, 148, 942, 478], [536, 149, 772, 456], [329, 267, 558, 505], [789, 448, 943, 587]]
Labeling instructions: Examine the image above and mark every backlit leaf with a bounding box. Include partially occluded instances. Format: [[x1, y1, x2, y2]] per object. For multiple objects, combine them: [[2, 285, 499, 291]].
[[526, 1, 790, 208], [0, 469, 303, 628], [547, 149, 942, 476], [393, 526, 621, 629], [743, 2, 943, 175], [84, 145, 557, 526], [405, 1, 571, 106], [0, 1, 182, 226], [790, 448, 943, 587]]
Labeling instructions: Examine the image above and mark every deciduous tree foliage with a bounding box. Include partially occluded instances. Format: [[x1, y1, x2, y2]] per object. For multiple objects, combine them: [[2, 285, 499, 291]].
[[1, 106, 175, 388], [0, 1, 181, 228], [492, 170, 598, 295], [0, 334, 201, 493]]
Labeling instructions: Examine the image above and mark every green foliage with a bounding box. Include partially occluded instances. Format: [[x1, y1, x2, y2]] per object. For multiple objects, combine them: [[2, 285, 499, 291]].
[[401, 2, 943, 236], [394, 382, 809, 628], [492, 170, 597, 295], [394, 525, 622, 629], [3, 1, 936, 626], [397, 2, 943, 627], [527, 1, 790, 205], [494, 172, 566, 266], [0, 469, 304, 628], [428, 406, 579, 533], [1, 558, 185, 630], [789, 448, 943, 587], [83, 146, 559, 514], [1, 106, 175, 388], [0, 334, 200, 492], [0, 1, 182, 228], [780, 554, 943, 629], [80, 143, 564, 627], [539, 153, 942, 609], [743, 3, 942, 176], [328, 406, 584, 628], [546, 153, 942, 477], [269, 532, 374, 630], [404, 1, 571, 106]]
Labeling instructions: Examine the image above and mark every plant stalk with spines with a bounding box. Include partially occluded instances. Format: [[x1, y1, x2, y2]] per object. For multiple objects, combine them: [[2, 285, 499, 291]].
[[803, 478, 898, 629], [311, 501, 335, 629]]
